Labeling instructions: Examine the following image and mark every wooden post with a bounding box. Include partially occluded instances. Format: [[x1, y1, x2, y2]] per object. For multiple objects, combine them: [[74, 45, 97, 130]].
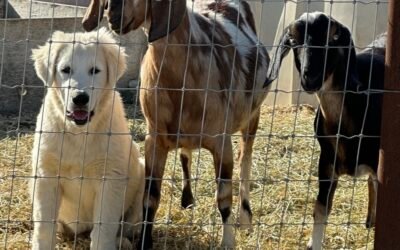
[[374, 0, 400, 249]]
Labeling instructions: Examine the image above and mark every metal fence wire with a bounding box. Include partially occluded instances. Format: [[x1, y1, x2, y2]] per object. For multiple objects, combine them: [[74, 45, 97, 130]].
[[0, 0, 393, 249]]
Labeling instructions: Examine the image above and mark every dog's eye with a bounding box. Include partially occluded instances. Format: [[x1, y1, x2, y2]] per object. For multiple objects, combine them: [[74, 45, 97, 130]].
[[61, 66, 71, 74], [90, 67, 101, 75]]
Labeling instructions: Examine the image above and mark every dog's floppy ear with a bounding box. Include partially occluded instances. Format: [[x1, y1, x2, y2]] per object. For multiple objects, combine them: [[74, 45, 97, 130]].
[[98, 28, 127, 84], [31, 31, 65, 86], [264, 27, 291, 87], [148, 0, 186, 42], [82, 0, 107, 32]]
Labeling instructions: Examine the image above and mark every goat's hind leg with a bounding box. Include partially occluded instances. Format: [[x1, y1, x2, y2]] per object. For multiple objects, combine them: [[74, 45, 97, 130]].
[[366, 174, 377, 228], [237, 113, 260, 230], [180, 148, 195, 209]]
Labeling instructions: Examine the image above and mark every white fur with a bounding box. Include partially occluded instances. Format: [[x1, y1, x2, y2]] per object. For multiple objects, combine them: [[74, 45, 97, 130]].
[[30, 28, 145, 250], [307, 201, 328, 250], [299, 11, 325, 24]]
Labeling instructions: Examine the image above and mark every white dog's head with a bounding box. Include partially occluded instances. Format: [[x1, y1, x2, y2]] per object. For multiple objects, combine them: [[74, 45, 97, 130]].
[[32, 27, 127, 126]]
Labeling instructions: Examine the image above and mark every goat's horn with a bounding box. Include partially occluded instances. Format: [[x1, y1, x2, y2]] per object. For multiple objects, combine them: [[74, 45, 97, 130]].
[[82, 0, 106, 31]]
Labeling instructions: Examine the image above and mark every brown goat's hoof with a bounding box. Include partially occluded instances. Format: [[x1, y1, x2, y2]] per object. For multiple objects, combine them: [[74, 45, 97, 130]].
[[237, 200, 253, 231]]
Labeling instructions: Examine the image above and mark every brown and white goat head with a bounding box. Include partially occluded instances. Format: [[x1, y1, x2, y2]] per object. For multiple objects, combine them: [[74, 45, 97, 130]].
[[265, 11, 355, 93], [82, 0, 186, 42]]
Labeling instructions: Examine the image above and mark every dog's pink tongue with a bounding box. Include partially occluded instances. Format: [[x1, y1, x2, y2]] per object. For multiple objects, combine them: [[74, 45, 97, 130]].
[[73, 110, 89, 120]]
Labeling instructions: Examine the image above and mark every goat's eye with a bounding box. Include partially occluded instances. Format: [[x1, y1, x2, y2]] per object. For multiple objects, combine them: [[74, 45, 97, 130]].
[[333, 34, 340, 41], [289, 38, 297, 46], [61, 66, 71, 74], [90, 67, 101, 75]]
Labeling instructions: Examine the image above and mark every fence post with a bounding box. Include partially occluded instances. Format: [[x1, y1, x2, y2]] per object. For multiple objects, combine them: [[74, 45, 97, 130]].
[[374, 0, 400, 249]]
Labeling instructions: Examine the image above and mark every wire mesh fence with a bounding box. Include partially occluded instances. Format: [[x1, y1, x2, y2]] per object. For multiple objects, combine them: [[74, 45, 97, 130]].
[[0, 0, 391, 249]]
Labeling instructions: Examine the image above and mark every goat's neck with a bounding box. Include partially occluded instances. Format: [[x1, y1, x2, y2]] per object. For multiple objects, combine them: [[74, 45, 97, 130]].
[[145, 14, 190, 62], [316, 72, 347, 127], [141, 14, 192, 89], [316, 52, 359, 124]]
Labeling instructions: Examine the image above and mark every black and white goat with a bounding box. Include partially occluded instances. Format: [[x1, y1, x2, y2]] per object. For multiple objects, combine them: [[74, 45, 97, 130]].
[[266, 12, 385, 249], [83, 0, 270, 248]]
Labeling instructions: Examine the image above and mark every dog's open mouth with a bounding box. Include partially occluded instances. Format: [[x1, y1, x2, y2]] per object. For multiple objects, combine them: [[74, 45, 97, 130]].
[[66, 110, 95, 126]]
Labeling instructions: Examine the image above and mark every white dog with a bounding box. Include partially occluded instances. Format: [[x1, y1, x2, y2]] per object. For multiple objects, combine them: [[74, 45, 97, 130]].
[[30, 28, 144, 250]]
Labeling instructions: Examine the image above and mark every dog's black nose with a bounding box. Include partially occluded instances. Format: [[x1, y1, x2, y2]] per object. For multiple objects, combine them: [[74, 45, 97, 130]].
[[72, 92, 89, 106]]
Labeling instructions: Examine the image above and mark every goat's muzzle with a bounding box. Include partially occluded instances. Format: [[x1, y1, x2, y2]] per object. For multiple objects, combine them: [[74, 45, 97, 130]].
[[300, 77, 323, 93], [82, 0, 108, 32]]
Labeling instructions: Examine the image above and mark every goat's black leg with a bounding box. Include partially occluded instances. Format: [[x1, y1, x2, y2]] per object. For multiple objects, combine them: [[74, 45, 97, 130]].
[[180, 148, 195, 209], [138, 135, 168, 250], [307, 153, 338, 250], [237, 111, 260, 230], [366, 175, 377, 228]]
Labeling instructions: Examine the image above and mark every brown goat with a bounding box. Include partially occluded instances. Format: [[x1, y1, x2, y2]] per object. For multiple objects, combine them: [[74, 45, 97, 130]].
[[83, 0, 270, 248]]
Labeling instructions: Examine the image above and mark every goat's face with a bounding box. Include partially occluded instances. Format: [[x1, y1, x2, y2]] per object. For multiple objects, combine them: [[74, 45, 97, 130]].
[[82, 0, 186, 42], [82, 0, 147, 34], [107, 0, 148, 34], [266, 12, 354, 92]]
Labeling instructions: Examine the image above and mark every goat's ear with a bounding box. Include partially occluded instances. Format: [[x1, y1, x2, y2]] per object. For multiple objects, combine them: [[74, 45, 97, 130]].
[[149, 0, 186, 42], [333, 22, 357, 67], [82, 0, 107, 32], [264, 28, 291, 87], [333, 22, 353, 46]]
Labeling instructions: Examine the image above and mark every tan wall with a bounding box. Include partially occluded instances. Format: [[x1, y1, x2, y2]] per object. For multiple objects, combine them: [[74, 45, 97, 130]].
[[7, 0, 86, 18]]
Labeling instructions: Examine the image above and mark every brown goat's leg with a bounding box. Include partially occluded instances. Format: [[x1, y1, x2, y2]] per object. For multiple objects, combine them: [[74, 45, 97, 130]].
[[366, 175, 377, 228], [180, 148, 195, 209], [138, 135, 168, 250], [211, 136, 235, 248], [307, 158, 337, 250], [238, 112, 260, 230]]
